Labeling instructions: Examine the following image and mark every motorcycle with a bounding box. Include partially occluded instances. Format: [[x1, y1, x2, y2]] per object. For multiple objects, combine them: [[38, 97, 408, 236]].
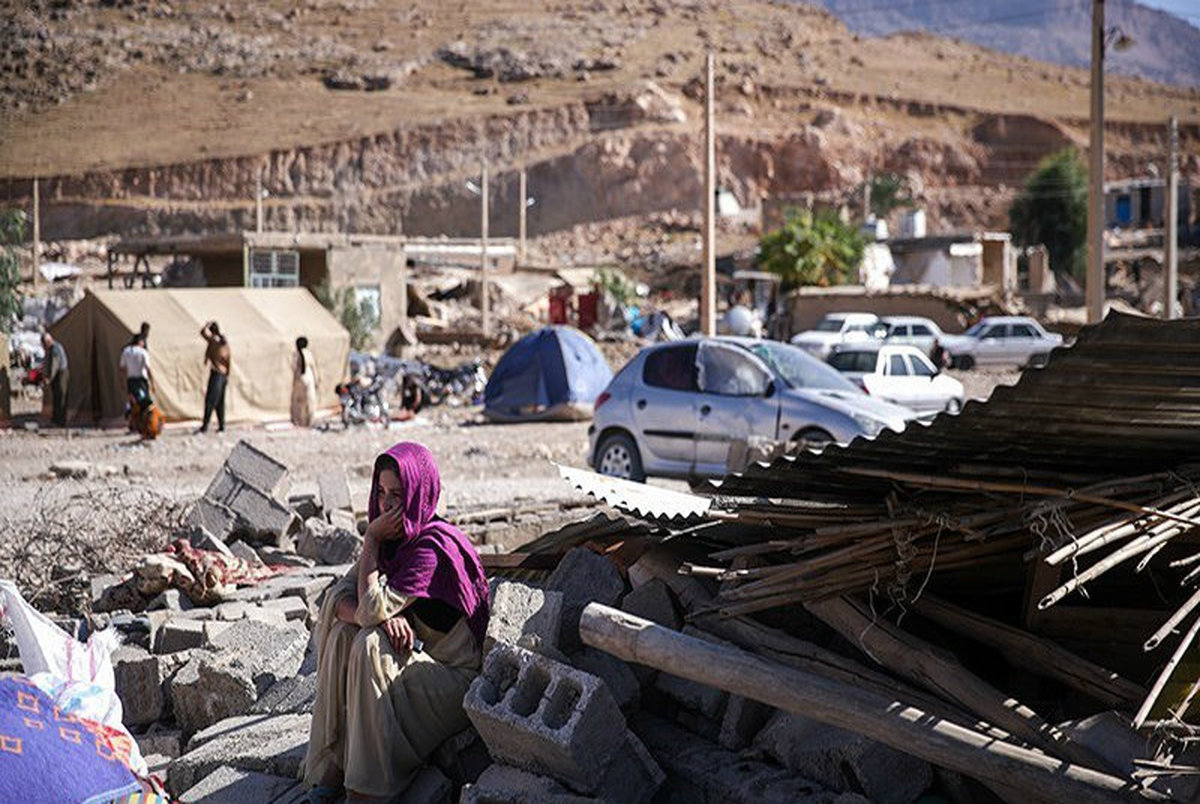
[[336, 375, 391, 426]]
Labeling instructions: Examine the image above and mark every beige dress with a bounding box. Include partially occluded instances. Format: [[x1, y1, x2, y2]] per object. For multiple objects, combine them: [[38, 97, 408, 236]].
[[291, 348, 318, 427], [304, 563, 482, 797]]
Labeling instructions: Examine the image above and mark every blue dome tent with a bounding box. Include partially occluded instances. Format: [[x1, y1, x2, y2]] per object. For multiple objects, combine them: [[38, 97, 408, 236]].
[[484, 327, 613, 422]]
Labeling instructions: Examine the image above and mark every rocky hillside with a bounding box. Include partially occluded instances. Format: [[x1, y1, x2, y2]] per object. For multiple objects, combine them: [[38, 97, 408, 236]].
[[0, 0, 1197, 243], [807, 0, 1200, 88]]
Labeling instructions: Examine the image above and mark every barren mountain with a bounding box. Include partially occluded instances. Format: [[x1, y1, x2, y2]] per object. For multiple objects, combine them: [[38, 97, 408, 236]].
[[0, 0, 1197, 243], [807, 0, 1200, 89]]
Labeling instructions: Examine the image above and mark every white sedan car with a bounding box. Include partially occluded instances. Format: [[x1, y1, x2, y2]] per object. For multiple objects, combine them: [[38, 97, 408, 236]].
[[790, 312, 882, 359], [828, 344, 965, 415], [945, 316, 1064, 369]]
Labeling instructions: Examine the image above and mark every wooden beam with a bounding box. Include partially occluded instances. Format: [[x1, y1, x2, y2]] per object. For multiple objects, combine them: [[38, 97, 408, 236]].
[[580, 604, 1163, 804]]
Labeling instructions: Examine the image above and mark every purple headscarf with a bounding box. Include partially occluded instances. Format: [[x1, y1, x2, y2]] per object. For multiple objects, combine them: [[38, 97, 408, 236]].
[[370, 442, 490, 646]]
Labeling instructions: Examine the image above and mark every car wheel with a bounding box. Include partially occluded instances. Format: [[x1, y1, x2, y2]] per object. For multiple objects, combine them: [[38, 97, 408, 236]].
[[595, 432, 646, 482], [945, 398, 962, 414], [794, 427, 834, 452], [1027, 353, 1050, 369], [954, 355, 975, 371]]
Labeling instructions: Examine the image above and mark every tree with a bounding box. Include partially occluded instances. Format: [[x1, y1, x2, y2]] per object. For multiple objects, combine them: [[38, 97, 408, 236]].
[[0, 210, 24, 334], [759, 208, 866, 290], [313, 278, 379, 351], [865, 173, 912, 219], [1009, 148, 1088, 280]]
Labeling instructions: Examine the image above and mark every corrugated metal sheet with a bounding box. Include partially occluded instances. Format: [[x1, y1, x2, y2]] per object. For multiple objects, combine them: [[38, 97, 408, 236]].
[[556, 464, 713, 525], [713, 312, 1200, 502]]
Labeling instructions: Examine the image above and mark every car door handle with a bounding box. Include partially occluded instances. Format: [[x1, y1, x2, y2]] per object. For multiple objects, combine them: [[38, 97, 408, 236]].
[[700, 404, 711, 416], [636, 399, 647, 410]]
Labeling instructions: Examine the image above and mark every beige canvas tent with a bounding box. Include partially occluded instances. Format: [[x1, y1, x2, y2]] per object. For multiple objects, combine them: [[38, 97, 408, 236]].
[[51, 288, 350, 425]]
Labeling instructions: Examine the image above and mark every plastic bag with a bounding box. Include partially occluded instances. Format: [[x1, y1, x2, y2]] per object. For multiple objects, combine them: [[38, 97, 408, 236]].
[[0, 580, 147, 775]]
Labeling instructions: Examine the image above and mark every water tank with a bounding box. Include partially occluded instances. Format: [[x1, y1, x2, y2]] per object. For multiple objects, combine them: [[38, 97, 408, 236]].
[[900, 209, 927, 239]]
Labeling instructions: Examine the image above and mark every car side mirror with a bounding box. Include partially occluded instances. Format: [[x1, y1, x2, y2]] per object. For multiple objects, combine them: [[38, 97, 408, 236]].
[[764, 379, 776, 398]]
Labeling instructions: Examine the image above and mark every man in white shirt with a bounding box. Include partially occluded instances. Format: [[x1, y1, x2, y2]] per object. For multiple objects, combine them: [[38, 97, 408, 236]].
[[119, 332, 153, 410]]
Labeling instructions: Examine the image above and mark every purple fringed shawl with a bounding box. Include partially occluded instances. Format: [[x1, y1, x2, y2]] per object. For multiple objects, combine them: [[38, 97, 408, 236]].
[[370, 442, 489, 646]]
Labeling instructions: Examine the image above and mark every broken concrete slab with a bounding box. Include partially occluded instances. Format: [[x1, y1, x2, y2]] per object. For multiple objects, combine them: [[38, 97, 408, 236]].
[[155, 618, 207, 654], [329, 507, 359, 534], [255, 596, 308, 622], [569, 647, 639, 711], [464, 643, 660, 801], [189, 526, 237, 559], [148, 588, 194, 613], [178, 765, 303, 804], [296, 517, 362, 566], [256, 545, 314, 568], [545, 548, 625, 648], [136, 729, 182, 759], [171, 620, 309, 735], [621, 579, 683, 630], [461, 765, 603, 804], [317, 468, 353, 515], [485, 581, 564, 655], [168, 713, 311, 795], [114, 644, 170, 726], [249, 673, 317, 716], [227, 541, 264, 567], [752, 711, 932, 804], [633, 713, 870, 804]]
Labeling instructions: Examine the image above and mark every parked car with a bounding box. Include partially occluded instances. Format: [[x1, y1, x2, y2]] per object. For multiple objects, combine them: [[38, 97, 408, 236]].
[[828, 344, 965, 415], [588, 337, 916, 481], [789, 312, 881, 359], [877, 316, 949, 357], [948, 316, 1065, 369]]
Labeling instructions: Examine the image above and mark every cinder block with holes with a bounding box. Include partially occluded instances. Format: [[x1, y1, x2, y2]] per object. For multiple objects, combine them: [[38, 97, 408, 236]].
[[463, 644, 632, 794]]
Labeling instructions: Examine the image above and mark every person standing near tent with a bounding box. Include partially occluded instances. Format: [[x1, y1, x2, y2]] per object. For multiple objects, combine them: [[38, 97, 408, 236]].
[[40, 332, 69, 427], [199, 321, 231, 433], [119, 332, 153, 412], [291, 336, 318, 428]]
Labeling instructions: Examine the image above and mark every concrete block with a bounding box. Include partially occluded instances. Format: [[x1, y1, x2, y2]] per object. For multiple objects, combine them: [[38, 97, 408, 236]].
[[752, 711, 931, 804], [136, 729, 182, 759], [215, 601, 252, 621], [189, 526, 236, 559], [460, 765, 604, 804], [114, 644, 169, 726], [633, 712, 868, 804], [242, 607, 291, 627], [297, 517, 362, 565], [228, 484, 297, 542], [179, 765, 302, 804], [464, 643, 658, 800], [329, 507, 359, 534], [227, 540, 264, 567], [249, 673, 317, 716], [718, 695, 772, 751], [156, 618, 207, 654], [397, 765, 452, 804], [256, 596, 309, 622], [545, 548, 625, 648], [223, 440, 289, 497], [317, 468, 353, 514], [171, 620, 308, 735], [187, 498, 237, 541], [569, 648, 639, 711], [148, 588, 194, 613], [485, 581, 564, 654], [256, 545, 314, 568], [169, 714, 311, 795], [620, 580, 683, 630]]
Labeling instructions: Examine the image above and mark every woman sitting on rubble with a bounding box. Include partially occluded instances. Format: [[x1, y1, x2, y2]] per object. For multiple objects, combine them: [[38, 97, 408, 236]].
[[305, 442, 490, 804]]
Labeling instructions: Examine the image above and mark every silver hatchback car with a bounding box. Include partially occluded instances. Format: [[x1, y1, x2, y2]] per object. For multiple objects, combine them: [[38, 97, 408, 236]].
[[588, 337, 915, 481]]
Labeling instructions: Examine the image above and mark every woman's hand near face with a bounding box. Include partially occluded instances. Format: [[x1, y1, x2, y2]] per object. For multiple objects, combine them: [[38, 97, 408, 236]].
[[383, 614, 415, 653], [365, 505, 404, 543]]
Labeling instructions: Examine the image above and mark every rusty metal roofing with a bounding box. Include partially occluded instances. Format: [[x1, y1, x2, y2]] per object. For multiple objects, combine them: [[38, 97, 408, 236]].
[[713, 312, 1200, 502], [556, 464, 714, 525]]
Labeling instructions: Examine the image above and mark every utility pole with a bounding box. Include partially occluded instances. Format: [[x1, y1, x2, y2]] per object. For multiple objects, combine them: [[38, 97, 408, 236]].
[[700, 52, 717, 337], [1086, 0, 1106, 324], [518, 167, 528, 266], [255, 170, 264, 234], [480, 163, 490, 340], [863, 171, 872, 222], [31, 177, 40, 288], [1164, 115, 1179, 320]]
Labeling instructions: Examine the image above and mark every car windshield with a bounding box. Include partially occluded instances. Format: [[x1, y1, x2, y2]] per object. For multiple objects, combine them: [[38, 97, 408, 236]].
[[814, 319, 844, 332], [747, 342, 862, 392], [964, 322, 987, 337]]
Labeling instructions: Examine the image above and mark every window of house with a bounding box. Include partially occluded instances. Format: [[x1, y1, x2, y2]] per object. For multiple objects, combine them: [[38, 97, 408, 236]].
[[249, 249, 300, 288]]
